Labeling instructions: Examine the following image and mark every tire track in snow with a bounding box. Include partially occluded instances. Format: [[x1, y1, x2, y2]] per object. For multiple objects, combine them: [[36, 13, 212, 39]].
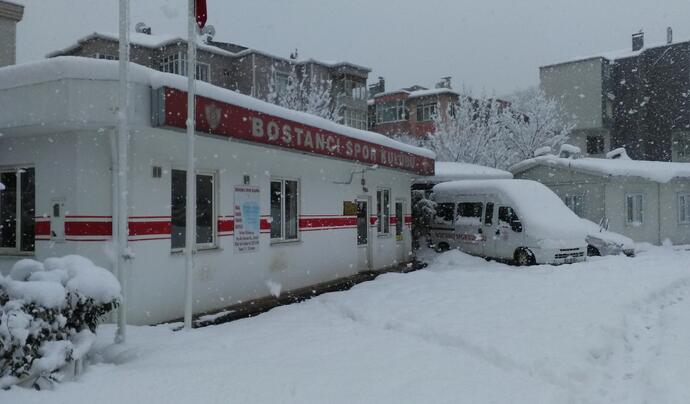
[[590, 276, 690, 403], [319, 298, 581, 401]]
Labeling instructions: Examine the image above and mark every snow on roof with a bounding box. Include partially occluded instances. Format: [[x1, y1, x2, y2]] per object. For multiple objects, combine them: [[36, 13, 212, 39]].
[[432, 179, 588, 245], [47, 32, 371, 73], [407, 88, 459, 99], [413, 161, 512, 184], [543, 39, 690, 68], [0, 57, 433, 160], [511, 155, 690, 183], [373, 87, 459, 99], [46, 32, 236, 58]]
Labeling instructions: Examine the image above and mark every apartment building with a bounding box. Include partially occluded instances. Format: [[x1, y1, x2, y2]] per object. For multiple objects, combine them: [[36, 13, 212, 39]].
[[0, 0, 23, 67], [48, 30, 370, 130], [368, 77, 459, 139], [540, 29, 690, 161]]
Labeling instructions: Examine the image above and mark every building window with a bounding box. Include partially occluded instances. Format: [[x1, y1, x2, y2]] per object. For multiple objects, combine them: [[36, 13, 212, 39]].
[[564, 194, 585, 217], [376, 189, 390, 235], [625, 193, 644, 225], [270, 179, 299, 241], [672, 132, 690, 162], [160, 52, 211, 82], [679, 194, 690, 224], [160, 53, 183, 75], [344, 78, 367, 100], [344, 109, 367, 130], [416, 103, 437, 122], [94, 53, 117, 60], [0, 168, 35, 254], [171, 170, 216, 250], [586, 136, 605, 155], [375, 100, 406, 124]]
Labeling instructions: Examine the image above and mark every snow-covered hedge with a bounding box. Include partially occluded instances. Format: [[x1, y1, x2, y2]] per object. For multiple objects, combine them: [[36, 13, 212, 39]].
[[0, 256, 120, 389]]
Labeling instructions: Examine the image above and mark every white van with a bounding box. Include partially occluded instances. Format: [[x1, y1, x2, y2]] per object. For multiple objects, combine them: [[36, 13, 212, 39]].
[[430, 179, 588, 265]]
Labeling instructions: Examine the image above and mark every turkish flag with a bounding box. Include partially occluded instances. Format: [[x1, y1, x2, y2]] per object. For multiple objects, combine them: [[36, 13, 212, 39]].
[[196, 0, 207, 29]]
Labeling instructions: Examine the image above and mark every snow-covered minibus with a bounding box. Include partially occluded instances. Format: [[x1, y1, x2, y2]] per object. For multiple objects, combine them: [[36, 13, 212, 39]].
[[430, 180, 587, 265]]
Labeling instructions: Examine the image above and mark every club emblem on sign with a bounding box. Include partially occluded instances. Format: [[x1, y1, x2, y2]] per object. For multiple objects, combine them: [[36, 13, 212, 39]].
[[204, 103, 222, 131]]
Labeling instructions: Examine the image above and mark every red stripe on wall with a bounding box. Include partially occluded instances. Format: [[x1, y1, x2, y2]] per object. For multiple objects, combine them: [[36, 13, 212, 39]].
[[35, 221, 50, 237], [128, 221, 171, 237], [65, 221, 112, 237], [299, 217, 357, 229], [218, 218, 234, 233]]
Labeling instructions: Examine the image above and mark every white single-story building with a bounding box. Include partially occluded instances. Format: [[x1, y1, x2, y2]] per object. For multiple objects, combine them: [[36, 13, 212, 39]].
[[511, 154, 690, 245], [0, 57, 435, 324]]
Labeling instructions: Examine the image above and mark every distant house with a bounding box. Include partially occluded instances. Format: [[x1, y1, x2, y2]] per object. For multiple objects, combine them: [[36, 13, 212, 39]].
[[412, 161, 513, 193], [48, 31, 371, 130], [511, 154, 690, 245], [540, 29, 690, 162]]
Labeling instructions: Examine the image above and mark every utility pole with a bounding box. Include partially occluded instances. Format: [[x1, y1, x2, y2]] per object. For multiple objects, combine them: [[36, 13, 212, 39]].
[[115, 0, 130, 343], [184, 0, 198, 330]]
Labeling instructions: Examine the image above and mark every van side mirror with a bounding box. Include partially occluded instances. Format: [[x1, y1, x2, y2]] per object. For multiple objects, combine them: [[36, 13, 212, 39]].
[[510, 220, 522, 233]]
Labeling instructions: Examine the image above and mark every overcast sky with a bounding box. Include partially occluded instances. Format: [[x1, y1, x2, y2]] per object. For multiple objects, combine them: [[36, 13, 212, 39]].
[[14, 0, 690, 96]]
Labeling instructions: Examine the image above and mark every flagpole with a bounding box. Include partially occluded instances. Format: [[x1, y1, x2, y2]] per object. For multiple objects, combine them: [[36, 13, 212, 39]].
[[115, 0, 130, 343], [184, 0, 197, 330]]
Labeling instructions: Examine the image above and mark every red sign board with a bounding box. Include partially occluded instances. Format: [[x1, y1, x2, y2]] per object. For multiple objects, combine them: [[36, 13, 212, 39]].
[[153, 87, 435, 176]]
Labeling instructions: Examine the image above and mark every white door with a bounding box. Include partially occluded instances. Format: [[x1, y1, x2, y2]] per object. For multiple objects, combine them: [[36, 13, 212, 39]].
[[356, 198, 373, 271], [394, 200, 406, 263]]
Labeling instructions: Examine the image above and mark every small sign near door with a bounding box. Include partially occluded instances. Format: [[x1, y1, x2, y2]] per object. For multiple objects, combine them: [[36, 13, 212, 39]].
[[343, 201, 358, 216], [233, 185, 260, 253]]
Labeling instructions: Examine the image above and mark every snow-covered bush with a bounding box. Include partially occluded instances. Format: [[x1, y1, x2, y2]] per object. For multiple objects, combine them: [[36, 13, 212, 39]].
[[0, 256, 120, 389], [411, 190, 436, 250]]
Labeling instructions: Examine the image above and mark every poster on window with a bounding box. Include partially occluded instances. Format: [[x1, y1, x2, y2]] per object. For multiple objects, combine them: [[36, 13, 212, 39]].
[[234, 185, 261, 253]]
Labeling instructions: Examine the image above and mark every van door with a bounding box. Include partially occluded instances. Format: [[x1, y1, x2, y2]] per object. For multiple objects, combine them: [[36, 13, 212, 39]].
[[454, 201, 485, 256], [495, 206, 523, 259]]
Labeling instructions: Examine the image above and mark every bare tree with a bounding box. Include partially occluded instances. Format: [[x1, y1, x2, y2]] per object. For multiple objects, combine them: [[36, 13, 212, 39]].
[[502, 87, 573, 166]]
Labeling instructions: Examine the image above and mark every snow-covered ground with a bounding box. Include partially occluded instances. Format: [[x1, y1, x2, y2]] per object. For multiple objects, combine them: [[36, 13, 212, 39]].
[[5, 245, 690, 403]]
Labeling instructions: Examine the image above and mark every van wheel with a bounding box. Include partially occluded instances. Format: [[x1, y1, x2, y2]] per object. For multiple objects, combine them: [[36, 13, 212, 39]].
[[514, 248, 535, 266], [436, 242, 450, 252]]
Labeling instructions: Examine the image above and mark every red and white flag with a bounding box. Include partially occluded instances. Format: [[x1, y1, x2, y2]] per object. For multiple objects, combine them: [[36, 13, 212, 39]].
[[196, 0, 207, 29]]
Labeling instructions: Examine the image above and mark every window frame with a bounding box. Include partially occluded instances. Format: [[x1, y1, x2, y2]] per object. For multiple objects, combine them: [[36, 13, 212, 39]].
[[344, 108, 368, 130], [0, 167, 35, 256], [564, 194, 585, 217], [625, 193, 645, 225], [376, 188, 391, 236], [170, 169, 218, 252], [375, 100, 406, 124], [270, 177, 301, 244], [416, 102, 437, 122], [94, 53, 117, 60], [160, 52, 211, 82], [679, 193, 690, 224]]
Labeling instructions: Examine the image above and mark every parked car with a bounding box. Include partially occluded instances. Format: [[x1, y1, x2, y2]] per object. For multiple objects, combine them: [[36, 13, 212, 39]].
[[430, 180, 588, 265], [580, 218, 635, 257]]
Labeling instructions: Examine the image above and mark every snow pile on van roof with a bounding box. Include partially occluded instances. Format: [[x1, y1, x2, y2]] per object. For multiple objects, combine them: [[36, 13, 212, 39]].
[[0, 57, 432, 160], [433, 179, 588, 247], [413, 161, 512, 184], [511, 155, 690, 183]]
